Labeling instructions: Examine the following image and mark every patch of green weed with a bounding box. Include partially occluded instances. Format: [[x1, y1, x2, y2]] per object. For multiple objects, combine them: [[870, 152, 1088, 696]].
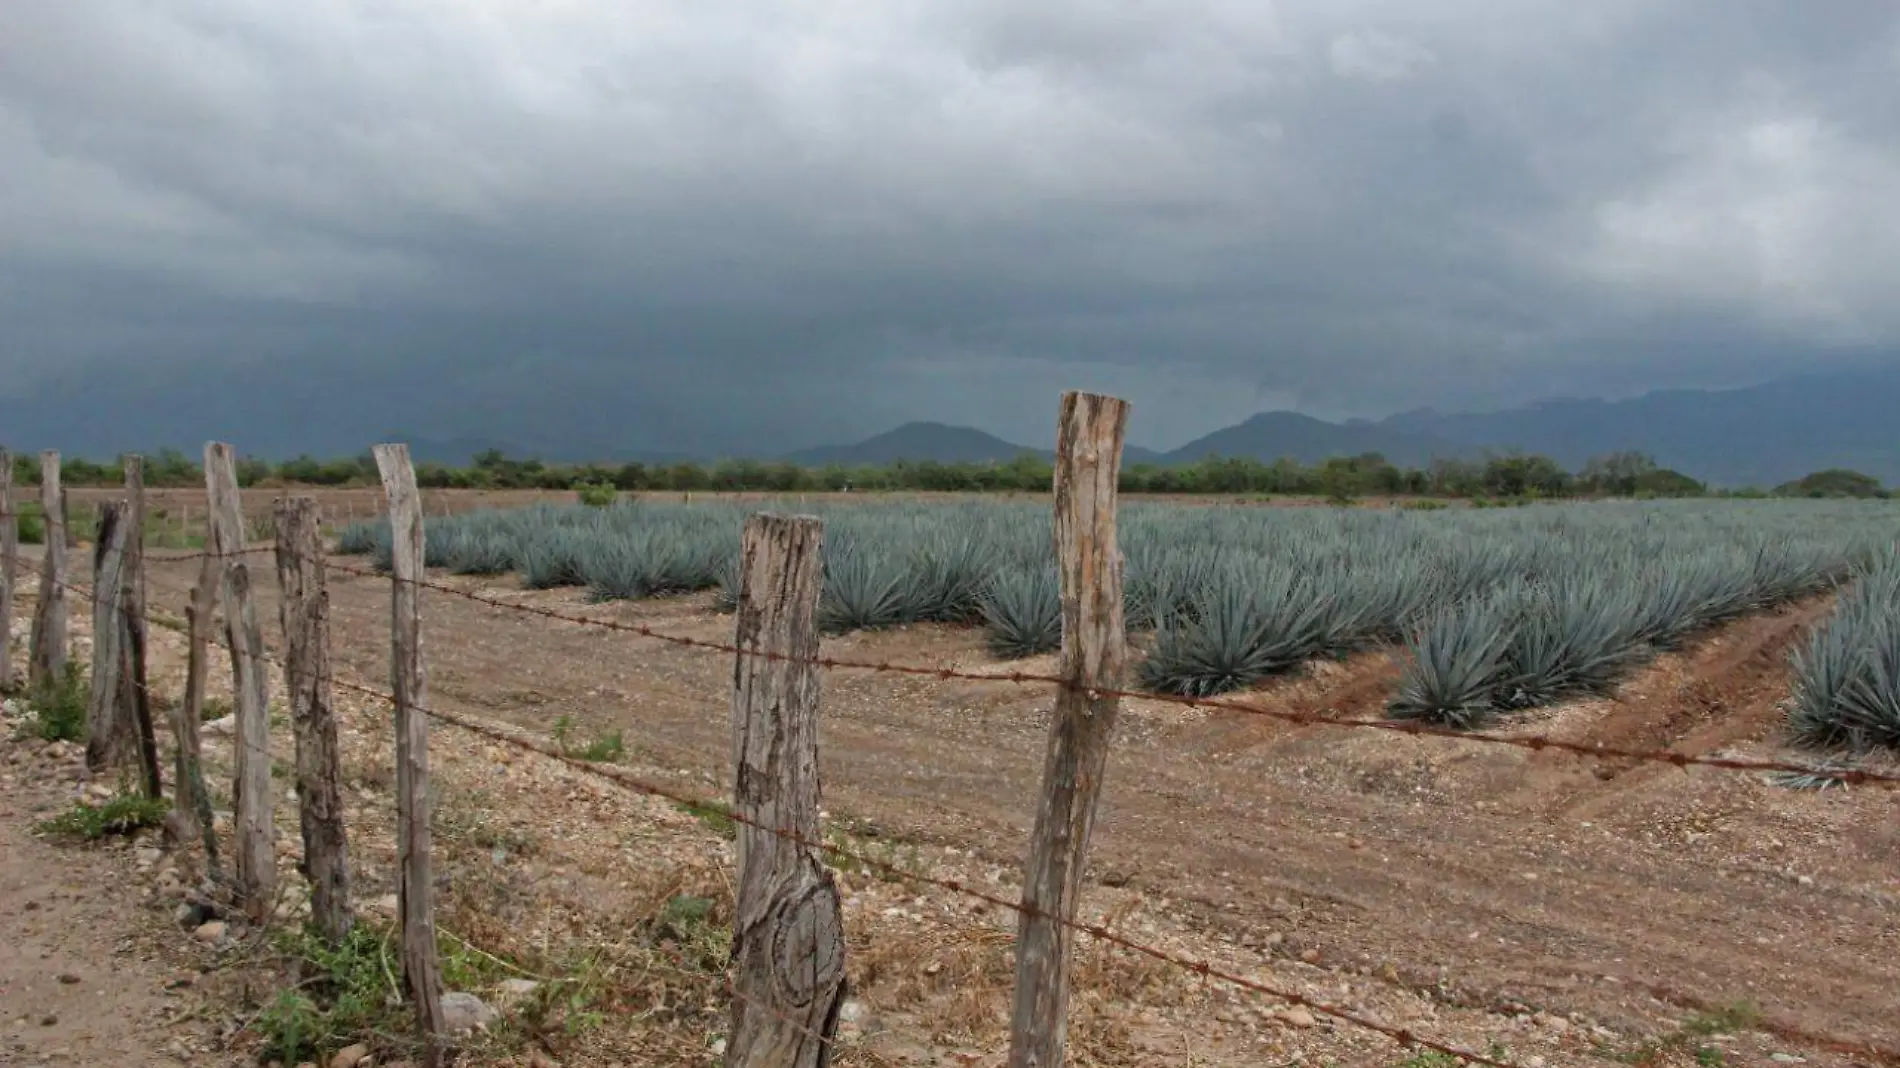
[[551, 715, 625, 763], [36, 793, 170, 840], [1392, 1052, 1461, 1068], [644, 894, 729, 974], [1683, 1003, 1761, 1036], [253, 924, 407, 1066]]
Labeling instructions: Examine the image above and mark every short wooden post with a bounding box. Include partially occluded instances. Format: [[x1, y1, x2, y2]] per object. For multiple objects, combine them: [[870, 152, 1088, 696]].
[[179, 550, 221, 875], [0, 447, 15, 690], [84, 502, 132, 774], [206, 442, 275, 920], [275, 497, 353, 945], [374, 444, 447, 1053], [122, 456, 160, 799], [1005, 391, 1131, 1068], [28, 450, 67, 692], [727, 513, 846, 1068]]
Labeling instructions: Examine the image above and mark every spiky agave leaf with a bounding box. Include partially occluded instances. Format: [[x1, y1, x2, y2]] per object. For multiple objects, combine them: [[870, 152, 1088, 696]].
[[909, 534, 989, 623], [980, 566, 1061, 659], [576, 532, 654, 601], [445, 530, 517, 576], [1388, 596, 1510, 729], [819, 547, 910, 633], [1137, 568, 1334, 697], [712, 553, 742, 614], [518, 527, 590, 589], [335, 520, 383, 555]]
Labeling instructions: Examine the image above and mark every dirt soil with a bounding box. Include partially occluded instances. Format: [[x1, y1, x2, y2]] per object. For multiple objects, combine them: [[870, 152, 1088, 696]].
[[4, 537, 1897, 1068]]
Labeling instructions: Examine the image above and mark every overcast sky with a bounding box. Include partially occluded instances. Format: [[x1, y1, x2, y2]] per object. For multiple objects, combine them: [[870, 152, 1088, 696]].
[[3, 1, 1898, 455]]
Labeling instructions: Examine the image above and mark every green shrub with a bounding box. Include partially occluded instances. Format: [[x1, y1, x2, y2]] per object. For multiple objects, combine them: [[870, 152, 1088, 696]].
[[16, 501, 45, 545], [255, 924, 409, 1066], [575, 481, 617, 508], [20, 661, 89, 742]]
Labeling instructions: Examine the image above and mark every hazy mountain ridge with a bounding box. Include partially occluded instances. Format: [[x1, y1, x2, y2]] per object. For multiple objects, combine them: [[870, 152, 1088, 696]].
[[789, 366, 1900, 487], [4, 365, 1897, 487]]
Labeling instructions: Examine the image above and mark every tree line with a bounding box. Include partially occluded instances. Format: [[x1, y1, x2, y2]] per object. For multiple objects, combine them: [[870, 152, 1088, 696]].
[[16, 447, 1891, 501]]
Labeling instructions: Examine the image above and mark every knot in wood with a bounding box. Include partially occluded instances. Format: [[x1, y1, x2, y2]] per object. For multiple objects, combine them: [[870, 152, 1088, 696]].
[[769, 880, 846, 1007]]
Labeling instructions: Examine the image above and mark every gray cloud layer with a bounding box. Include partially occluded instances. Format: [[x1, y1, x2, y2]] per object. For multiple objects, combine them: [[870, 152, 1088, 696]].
[[3, 1, 1897, 454]]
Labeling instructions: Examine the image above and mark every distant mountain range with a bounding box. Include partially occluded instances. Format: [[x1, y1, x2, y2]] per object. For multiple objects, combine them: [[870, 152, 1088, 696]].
[[775, 365, 1900, 488], [781, 422, 1164, 467], [8, 363, 1898, 488]]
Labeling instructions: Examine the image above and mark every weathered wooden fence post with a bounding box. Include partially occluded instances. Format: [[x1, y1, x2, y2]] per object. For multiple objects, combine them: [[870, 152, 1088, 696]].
[[84, 502, 132, 773], [374, 444, 447, 1054], [1005, 391, 1130, 1068], [28, 450, 68, 692], [274, 496, 353, 945], [206, 442, 276, 920], [727, 513, 846, 1068], [0, 447, 15, 690], [179, 547, 222, 875], [122, 456, 160, 799]]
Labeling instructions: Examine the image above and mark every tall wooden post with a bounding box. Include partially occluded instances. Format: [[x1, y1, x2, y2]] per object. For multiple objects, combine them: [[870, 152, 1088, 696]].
[[206, 442, 275, 920], [275, 497, 353, 945], [0, 447, 15, 691], [374, 444, 447, 1055], [727, 514, 845, 1068], [122, 456, 160, 798], [179, 550, 222, 876], [84, 503, 133, 774], [28, 451, 67, 692], [1006, 392, 1130, 1068]]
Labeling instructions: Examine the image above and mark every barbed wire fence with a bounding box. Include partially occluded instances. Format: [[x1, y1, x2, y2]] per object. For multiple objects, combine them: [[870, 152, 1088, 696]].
[[4, 401, 1897, 1068]]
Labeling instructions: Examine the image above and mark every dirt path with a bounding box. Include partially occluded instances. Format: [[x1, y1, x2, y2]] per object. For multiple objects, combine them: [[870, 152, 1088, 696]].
[[132, 554, 1900, 1065], [0, 732, 218, 1068]]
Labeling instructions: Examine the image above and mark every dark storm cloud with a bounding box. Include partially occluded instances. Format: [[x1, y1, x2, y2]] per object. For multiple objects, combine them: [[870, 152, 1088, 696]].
[[1, 0, 1897, 454]]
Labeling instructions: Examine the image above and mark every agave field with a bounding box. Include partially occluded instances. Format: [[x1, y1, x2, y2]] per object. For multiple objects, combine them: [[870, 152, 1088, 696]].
[[1787, 546, 1900, 753], [337, 497, 1900, 748]]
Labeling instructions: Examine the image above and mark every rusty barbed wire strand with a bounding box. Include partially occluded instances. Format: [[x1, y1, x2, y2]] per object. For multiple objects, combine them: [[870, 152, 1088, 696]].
[[310, 554, 1900, 788], [35, 566, 1526, 1068]]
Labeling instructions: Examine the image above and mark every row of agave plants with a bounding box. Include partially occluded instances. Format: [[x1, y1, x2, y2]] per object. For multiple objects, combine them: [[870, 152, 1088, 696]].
[[1385, 507, 1890, 729], [334, 499, 1900, 727], [1787, 545, 1900, 753]]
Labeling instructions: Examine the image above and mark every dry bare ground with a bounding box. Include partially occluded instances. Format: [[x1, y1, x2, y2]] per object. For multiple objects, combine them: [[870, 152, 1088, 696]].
[[2, 532, 1896, 1068]]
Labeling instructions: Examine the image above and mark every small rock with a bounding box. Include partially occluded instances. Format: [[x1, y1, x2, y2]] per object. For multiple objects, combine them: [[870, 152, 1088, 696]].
[[1796, 874, 1814, 887], [1299, 948, 1322, 964], [1770, 1056, 1805, 1065], [204, 714, 237, 736], [193, 920, 227, 944], [1279, 1007, 1317, 1028], [84, 783, 114, 801], [494, 978, 540, 1008], [440, 991, 497, 1033], [710, 1039, 727, 1058], [526, 1052, 562, 1068], [329, 1042, 370, 1068]]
